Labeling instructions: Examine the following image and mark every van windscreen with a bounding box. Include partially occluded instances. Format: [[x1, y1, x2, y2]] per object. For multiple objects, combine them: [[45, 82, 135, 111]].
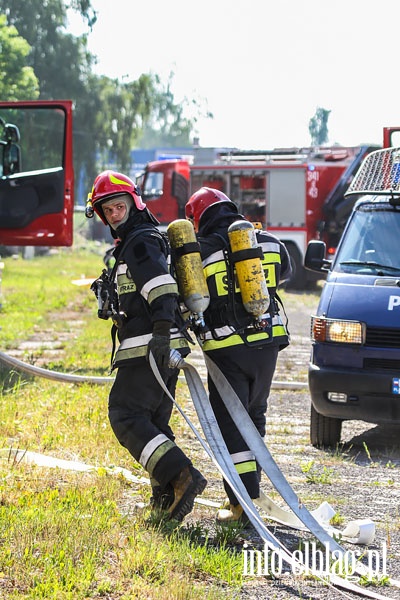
[[334, 206, 400, 275]]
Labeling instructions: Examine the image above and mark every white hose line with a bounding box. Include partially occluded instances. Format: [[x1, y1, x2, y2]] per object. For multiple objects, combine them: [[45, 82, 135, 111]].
[[0, 351, 306, 389], [0, 351, 114, 384], [149, 355, 360, 599]]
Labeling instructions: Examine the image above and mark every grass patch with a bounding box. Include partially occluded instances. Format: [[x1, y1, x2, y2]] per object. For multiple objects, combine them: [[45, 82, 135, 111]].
[[0, 248, 244, 599], [300, 460, 334, 485]]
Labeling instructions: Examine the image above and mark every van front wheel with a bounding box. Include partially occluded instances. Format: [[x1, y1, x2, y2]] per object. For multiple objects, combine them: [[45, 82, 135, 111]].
[[310, 404, 342, 448]]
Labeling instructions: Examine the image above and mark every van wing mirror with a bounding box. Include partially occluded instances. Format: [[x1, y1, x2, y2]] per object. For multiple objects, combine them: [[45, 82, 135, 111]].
[[2, 141, 21, 174], [0, 121, 21, 175], [304, 240, 331, 272]]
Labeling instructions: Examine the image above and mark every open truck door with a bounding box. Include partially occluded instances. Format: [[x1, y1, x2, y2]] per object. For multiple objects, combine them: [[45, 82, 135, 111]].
[[383, 126, 400, 148], [0, 100, 74, 247]]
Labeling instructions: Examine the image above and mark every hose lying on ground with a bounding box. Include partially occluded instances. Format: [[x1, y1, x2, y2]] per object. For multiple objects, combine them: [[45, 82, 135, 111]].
[[0, 351, 114, 385], [0, 350, 307, 389]]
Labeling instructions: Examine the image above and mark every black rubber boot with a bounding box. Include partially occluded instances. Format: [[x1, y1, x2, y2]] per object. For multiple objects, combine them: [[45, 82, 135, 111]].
[[150, 482, 175, 510], [167, 465, 207, 522]]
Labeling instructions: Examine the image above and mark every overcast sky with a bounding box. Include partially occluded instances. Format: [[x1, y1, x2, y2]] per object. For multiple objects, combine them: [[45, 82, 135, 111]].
[[68, 0, 400, 150]]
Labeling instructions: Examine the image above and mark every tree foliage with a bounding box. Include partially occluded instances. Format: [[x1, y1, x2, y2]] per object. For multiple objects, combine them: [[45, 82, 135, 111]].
[[138, 72, 213, 148], [93, 74, 154, 174], [309, 107, 331, 146], [0, 14, 39, 100], [0, 0, 96, 100], [0, 0, 99, 200], [0, 0, 210, 199]]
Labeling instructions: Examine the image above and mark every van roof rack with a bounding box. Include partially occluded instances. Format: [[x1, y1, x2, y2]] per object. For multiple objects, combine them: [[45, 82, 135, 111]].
[[345, 147, 400, 204]]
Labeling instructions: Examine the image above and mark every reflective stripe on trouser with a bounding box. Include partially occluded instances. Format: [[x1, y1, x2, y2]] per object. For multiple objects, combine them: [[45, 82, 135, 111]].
[[139, 433, 176, 474], [223, 451, 259, 505], [231, 450, 257, 475], [108, 362, 190, 488], [206, 343, 279, 505]]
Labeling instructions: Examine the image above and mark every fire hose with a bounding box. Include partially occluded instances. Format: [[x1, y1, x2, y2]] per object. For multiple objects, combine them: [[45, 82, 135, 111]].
[[149, 352, 397, 600], [0, 351, 114, 384], [1, 349, 398, 596], [0, 350, 304, 389]]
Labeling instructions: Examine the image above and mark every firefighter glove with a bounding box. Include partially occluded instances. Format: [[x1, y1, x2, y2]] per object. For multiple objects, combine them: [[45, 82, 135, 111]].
[[147, 320, 171, 369]]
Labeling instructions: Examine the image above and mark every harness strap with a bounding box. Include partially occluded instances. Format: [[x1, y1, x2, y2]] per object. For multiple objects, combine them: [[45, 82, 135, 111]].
[[172, 241, 201, 257], [109, 323, 118, 371], [230, 246, 264, 263]]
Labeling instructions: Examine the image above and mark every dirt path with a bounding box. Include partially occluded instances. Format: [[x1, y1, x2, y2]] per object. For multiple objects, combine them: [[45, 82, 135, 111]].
[[182, 290, 400, 599]]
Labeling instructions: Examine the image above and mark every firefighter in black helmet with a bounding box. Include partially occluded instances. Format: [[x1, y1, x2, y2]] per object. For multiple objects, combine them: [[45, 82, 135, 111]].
[[87, 170, 207, 521], [185, 187, 291, 525]]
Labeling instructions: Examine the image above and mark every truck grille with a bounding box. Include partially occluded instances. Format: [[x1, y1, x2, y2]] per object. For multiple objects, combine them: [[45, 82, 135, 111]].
[[364, 358, 400, 370], [365, 327, 400, 348]]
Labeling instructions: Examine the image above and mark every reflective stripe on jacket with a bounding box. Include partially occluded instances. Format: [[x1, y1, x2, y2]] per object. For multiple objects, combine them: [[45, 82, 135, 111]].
[[200, 232, 289, 352], [114, 328, 189, 363], [111, 227, 189, 367]]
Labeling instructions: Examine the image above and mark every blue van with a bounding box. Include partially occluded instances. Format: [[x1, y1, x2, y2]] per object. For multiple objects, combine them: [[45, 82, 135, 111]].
[[304, 147, 400, 447]]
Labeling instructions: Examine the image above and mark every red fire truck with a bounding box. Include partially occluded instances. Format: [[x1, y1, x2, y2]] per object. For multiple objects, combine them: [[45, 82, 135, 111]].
[[138, 144, 381, 288], [0, 100, 74, 248]]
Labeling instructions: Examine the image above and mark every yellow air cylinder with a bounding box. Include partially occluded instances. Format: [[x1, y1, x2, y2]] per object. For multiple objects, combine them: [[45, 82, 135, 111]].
[[227, 220, 270, 319], [167, 219, 210, 322]]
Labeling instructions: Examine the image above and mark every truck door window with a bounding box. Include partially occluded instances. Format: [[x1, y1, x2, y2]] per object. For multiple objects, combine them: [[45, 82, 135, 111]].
[[0, 107, 64, 172], [0, 101, 73, 247]]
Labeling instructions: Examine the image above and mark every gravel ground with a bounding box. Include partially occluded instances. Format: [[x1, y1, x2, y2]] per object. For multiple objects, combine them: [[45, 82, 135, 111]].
[[180, 288, 400, 600]]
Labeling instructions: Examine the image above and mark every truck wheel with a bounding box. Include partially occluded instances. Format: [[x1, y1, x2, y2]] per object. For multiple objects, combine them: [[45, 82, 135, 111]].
[[310, 404, 342, 448], [285, 243, 307, 290]]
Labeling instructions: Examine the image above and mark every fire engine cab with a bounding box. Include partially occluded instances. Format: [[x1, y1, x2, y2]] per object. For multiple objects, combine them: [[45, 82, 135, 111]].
[[138, 144, 377, 289]]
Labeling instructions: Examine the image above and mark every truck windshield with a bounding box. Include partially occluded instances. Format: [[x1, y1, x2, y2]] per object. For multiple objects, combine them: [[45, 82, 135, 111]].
[[335, 205, 400, 275], [142, 171, 164, 200]]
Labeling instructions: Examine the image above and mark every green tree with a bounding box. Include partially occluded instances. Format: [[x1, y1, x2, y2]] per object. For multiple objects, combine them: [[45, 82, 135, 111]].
[[0, 0, 211, 198], [0, 14, 39, 100], [92, 74, 154, 174], [0, 0, 96, 99], [138, 72, 213, 148], [309, 107, 331, 146], [0, 0, 99, 200]]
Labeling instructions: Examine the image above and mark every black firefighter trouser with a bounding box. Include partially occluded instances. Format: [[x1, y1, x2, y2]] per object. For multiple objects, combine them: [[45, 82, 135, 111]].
[[206, 343, 279, 505], [108, 361, 191, 490]]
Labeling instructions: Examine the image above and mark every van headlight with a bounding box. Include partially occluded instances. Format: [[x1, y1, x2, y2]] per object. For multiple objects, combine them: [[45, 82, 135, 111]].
[[311, 316, 365, 344]]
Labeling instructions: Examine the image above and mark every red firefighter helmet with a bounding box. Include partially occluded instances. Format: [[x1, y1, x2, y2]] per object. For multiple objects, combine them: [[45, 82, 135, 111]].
[[185, 187, 235, 230], [86, 170, 146, 224]]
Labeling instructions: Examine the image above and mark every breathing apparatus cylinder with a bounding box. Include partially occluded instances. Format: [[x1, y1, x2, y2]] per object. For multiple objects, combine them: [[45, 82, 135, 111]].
[[167, 219, 210, 328], [227, 220, 270, 320]]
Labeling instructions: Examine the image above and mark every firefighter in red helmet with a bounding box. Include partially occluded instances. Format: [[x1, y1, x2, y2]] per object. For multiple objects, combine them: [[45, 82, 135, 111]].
[[87, 170, 207, 521], [185, 187, 291, 525]]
